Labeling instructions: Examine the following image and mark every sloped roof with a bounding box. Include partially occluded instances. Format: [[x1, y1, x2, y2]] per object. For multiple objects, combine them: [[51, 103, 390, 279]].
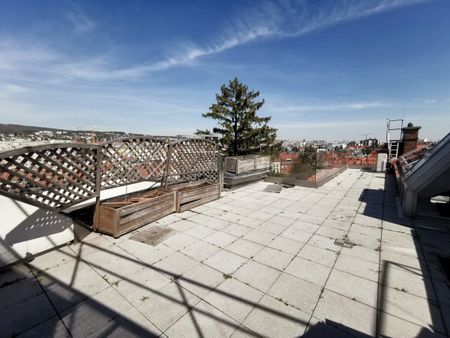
[[402, 132, 450, 192], [398, 144, 434, 177]]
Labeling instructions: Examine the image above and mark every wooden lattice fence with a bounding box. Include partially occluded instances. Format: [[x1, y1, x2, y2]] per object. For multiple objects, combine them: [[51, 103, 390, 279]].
[[166, 139, 219, 184], [0, 143, 98, 210], [0, 137, 220, 211], [100, 137, 169, 189]]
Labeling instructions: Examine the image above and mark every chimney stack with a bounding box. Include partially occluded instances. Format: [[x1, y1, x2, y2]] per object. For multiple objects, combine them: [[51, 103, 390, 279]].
[[401, 122, 421, 155]]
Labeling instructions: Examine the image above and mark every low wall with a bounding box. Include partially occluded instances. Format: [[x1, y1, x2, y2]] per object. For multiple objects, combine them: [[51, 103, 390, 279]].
[[315, 166, 347, 186], [265, 166, 347, 188], [347, 165, 376, 170], [225, 155, 271, 175], [264, 176, 316, 187], [0, 195, 76, 268], [0, 181, 159, 268], [224, 169, 270, 188]]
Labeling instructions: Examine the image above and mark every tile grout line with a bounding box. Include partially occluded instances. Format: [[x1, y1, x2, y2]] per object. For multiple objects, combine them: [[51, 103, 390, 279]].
[[91, 172, 366, 336], [112, 233, 259, 336], [27, 263, 74, 338], [374, 172, 386, 338], [304, 171, 376, 334], [230, 171, 366, 336], [375, 175, 449, 337], [218, 174, 356, 337], [410, 220, 450, 336], [66, 242, 168, 336]]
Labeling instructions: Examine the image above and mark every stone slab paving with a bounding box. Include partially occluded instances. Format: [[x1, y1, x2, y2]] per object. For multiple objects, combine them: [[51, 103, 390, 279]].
[[1, 169, 449, 337]]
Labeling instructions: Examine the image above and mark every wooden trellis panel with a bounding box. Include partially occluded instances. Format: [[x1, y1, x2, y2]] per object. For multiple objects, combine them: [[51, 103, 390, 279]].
[[0, 144, 98, 210], [167, 139, 219, 183], [100, 137, 169, 189], [0, 137, 220, 211]]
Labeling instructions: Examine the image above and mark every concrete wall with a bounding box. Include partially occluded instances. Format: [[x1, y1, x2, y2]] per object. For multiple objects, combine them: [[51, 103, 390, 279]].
[[0, 181, 159, 268], [0, 195, 76, 268]]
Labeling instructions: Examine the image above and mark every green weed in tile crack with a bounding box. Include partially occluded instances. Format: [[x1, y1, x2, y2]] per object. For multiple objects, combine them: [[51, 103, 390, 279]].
[[223, 273, 232, 279]]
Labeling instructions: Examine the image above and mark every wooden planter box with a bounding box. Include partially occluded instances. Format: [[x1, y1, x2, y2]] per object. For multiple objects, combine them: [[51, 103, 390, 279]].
[[93, 189, 176, 238], [168, 181, 220, 212], [255, 156, 270, 170], [226, 156, 255, 174], [226, 155, 271, 174]]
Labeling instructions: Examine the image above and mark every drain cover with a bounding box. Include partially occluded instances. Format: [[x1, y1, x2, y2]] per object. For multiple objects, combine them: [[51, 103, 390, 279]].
[[334, 236, 355, 248], [264, 184, 283, 193], [130, 226, 173, 246]]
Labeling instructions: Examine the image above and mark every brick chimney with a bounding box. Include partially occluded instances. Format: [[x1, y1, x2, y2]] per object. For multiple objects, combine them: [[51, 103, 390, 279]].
[[401, 122, 421, 155]]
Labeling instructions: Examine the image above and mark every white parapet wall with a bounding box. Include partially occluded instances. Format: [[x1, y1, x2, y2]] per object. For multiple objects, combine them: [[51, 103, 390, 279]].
[[0, 195, 76, 268], [0, 181, 160, 268]]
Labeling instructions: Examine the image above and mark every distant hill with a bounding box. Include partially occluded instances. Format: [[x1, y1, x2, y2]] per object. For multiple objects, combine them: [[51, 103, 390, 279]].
[[0, 123, 126, 135], [0, 123, 64, 134]]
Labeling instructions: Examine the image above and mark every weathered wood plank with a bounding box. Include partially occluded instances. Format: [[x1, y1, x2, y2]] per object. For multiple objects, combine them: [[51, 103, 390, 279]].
[[93, 206, 118, 236], [118, 205, 174, 236], [119, 199, 174, 225], [178, 183, 218, 195], [102, 201, 134, 208], [94, 188, 176, 237], [179, 188, 219, 205], [118, 191, 175, 217], [178, 194, 219, 213], [254, 156, 271, 170], [179, 186, 219, 204], [169, 181, 220, 212], [225, 155, 270, 174], [0, 142, 95, 158]]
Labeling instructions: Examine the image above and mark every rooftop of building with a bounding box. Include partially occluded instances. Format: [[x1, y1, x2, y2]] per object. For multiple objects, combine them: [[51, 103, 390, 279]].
[[1, 169, 449, 337]]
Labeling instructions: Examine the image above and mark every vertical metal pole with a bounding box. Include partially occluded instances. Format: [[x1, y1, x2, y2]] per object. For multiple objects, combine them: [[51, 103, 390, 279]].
[[218, 153, 224, 197], [93, 146, 102, 231], [314, 149, 318, 188], [163, 142, 173, 189]]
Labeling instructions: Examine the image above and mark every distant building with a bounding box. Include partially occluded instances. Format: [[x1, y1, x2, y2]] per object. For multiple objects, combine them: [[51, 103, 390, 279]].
[[360, 138, 378, 147]]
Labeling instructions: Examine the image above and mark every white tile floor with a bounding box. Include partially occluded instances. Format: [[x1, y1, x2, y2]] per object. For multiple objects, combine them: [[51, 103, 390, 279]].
[[1, 169, 450, 337]]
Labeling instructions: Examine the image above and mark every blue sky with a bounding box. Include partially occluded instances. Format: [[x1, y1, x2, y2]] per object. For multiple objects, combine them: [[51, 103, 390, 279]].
[[0, 0, 449, 141]]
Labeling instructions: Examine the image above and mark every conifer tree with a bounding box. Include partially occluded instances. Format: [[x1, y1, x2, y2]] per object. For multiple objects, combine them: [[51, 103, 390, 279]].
[[203, 77, 278, 156]]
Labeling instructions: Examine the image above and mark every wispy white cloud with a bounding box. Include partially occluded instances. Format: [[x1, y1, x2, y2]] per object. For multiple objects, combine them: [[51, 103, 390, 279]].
[[7, 0, 426, 82], [271, 101, 394, 114], [274, 119, 381, 129], [272, 119, 386, 140], [269, 0, 430, 38], [65, 6, 95, 33], [1, 84, 31, 93], [121, 0, 429, 77], [0, 40, 58, 70], [50, 24, 274, 81]]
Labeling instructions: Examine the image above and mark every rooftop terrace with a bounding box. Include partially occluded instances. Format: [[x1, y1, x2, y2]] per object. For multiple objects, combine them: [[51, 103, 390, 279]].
[[1, 169, 449, 337]]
